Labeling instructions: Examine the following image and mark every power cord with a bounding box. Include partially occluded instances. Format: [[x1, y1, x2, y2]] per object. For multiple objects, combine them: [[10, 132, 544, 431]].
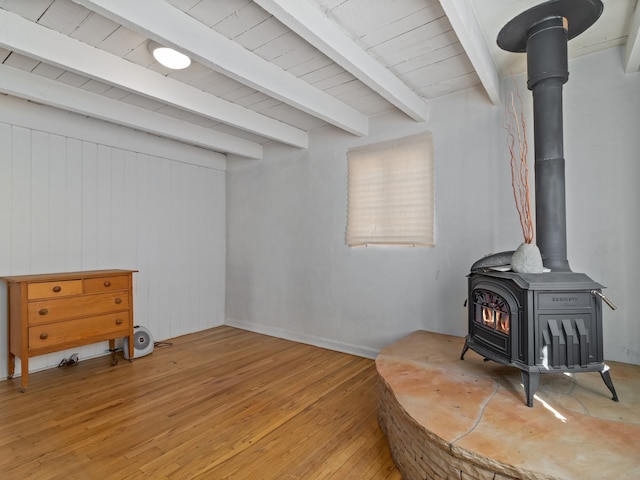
[[57, 353, 79, 368], [57, 341, 173, 369], [108, 347, 121, 366], [108, 340, 173, 365]]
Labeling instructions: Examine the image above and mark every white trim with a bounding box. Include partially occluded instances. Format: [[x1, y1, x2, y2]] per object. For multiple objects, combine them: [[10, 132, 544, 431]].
[[225, 317, 379, 359]]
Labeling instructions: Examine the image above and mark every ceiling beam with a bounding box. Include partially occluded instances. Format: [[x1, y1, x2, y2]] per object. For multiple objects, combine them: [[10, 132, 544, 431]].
[[438, 0, 502, 105], [0, 65, 263, 159], [253, 0, 430, 122], [0, 8, 307, 149], [624, 1, 640, 73], [72, 0, 369, 136]]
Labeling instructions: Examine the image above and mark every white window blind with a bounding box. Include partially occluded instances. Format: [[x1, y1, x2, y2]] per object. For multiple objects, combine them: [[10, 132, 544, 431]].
[[346, 133, 434, 247]]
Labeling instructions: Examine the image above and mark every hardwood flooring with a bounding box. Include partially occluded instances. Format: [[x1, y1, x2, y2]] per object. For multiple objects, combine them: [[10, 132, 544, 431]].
[[0, 326, 401, 480]]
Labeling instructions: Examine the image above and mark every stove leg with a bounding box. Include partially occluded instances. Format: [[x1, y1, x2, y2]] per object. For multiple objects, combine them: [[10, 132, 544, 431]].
[[460, 338, 470, 360], [521, 371, 540, 407], [600, 366, 619, 402]]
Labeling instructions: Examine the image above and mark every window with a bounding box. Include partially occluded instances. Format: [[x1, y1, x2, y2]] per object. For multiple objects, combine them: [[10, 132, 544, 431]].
[[346, 132, 434, 247]]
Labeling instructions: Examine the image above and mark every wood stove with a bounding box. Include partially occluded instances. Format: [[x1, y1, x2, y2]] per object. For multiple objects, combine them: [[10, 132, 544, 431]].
[[461, 0, 619, 407], [462, 269, 618, 407]]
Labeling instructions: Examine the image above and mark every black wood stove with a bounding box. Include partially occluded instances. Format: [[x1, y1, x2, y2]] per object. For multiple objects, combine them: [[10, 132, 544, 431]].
[[461, 0, 619, 407], [462, 270, 618, 407]]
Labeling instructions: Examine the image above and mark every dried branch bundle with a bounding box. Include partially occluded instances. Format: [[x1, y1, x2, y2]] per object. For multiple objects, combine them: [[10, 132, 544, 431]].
[[504, 84, 534, 244]]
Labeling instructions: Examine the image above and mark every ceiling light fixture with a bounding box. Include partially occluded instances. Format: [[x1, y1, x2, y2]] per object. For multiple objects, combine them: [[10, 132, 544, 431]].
[[148, 40, 191, 70]]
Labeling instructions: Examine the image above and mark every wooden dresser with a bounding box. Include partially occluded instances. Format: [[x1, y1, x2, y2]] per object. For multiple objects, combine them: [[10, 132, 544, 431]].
[[1, 269, 137, 391]]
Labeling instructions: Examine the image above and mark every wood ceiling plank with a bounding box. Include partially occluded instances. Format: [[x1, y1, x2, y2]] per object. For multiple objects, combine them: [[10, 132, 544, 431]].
[[99, 25, 147, 58], [391, 41, 466, 76], [74, 0, 368, 136], [357, 3, 447, 49], [0, 0, 52, 21], [403, 54, 475, 87], [371, 18, 453, 64], [70, 12, 120, 45], [420, 71, 479, 99], [32, 62, 65, 79], [166, 0, 203, 11], [255, 0, 430, 121], [167, 61, 213, 84], [3, 52, 40, 71], [103, 85, 129, 100], [313, 71, 357, 91], [38, 0, 91, 35], [0, 8, 308, 148], [300, 63, 348, 84], [81, 78, 112, 94], [57, 70, 90, 87], [204, 75, 251, 97], [330, 82, 394, 112], [271, 44, 321, 71], [184, 0, 253, 27], [322, 0, 434, 38], [285, 55, 333, 78], [0, 64, 263, 158], [214, 2, 271, 39], [235, 91, 272, 108], [234, 17, 289, 52], [253, 31, 301, 62], [258, 103, 327, 131], [251, 97, 284, 113]]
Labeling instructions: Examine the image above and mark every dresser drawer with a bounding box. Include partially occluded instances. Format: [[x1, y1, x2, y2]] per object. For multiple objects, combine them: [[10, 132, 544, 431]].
[[29, 313, 131, 353], [84, 275, 130, 294], [28, 292, 130, 325], [28, 280, 83, 300]]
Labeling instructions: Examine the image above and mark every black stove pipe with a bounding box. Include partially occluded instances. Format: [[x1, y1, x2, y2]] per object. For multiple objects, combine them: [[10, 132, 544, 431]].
[[527, 16, 571, 272], [497, 0, 604, 272]]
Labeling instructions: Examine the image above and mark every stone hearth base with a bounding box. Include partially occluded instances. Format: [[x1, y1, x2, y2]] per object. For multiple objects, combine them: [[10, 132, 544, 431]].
[[376, 331, 640, 480]]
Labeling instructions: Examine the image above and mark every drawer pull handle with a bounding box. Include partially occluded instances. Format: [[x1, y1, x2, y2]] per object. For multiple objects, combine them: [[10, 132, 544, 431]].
[[116, 319, 123, 325], [115, 298, 122, 305], [39, 333, 49, 340], [52, 286, 62, 293], [104, 281, 111, 287], [39, 308, 48, 316]]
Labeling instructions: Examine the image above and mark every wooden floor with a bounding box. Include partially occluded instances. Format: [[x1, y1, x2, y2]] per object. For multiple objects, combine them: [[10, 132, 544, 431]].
[[0, 326, 401, 480]]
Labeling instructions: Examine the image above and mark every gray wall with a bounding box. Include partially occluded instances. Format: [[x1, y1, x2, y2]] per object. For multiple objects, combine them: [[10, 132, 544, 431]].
[[226, 47, 640, 365], [564, 48, 640, 365]]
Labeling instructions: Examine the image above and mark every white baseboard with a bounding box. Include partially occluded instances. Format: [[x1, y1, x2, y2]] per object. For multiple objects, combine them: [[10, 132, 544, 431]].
[[224, 317, 380, 360]]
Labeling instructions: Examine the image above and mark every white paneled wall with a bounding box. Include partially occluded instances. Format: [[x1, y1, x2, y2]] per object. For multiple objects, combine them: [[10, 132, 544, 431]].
[[0, 96, 226, 379]]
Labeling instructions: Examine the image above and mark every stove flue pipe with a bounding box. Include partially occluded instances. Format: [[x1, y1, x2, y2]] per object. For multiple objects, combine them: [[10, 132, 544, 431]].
[[497, 0, 604, 272], [528, 16, 571, 272]]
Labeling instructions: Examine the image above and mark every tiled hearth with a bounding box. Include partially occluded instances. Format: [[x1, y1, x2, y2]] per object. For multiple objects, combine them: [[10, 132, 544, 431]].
[[376, 331, 640, 480]]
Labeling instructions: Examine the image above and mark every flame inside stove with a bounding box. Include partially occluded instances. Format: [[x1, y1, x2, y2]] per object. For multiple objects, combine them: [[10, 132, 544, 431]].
[[482, 306, 494, 327], [481, 306, 510, 334], [496, 311, 510, 334]]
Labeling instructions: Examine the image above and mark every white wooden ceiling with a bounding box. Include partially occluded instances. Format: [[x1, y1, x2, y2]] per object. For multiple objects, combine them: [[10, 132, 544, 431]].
[[0, 0, 637, 159]]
